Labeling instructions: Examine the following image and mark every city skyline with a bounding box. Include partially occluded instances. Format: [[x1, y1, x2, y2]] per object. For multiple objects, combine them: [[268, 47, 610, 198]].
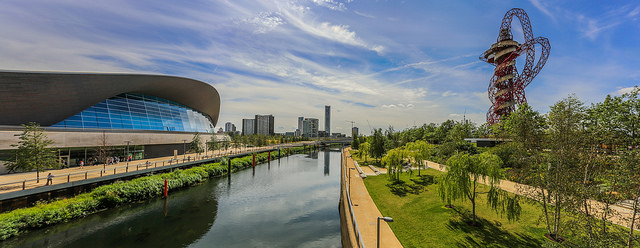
[[1, 1, 639, 133]]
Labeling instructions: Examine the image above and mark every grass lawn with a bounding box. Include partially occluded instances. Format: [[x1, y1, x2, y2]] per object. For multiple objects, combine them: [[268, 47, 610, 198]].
[[364, 168, 550, 248]]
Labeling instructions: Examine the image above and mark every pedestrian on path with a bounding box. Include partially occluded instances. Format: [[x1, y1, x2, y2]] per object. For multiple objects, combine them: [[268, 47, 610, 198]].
[[46, 173, 54, 185], [80, 160, 84, 168]]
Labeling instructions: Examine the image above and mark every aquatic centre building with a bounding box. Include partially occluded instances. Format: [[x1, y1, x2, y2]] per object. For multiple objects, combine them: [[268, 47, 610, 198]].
[[0, 71, 222, 173]]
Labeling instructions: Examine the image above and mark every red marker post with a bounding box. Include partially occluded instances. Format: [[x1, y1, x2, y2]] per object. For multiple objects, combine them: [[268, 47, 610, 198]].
[[268, 151, 271, 162], [253, 153, 256, 167], [164, 178, 168, 197]]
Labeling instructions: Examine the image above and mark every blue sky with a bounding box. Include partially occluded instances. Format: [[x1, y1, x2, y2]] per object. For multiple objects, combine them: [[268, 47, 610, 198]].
[[1, 0, 639, 134]]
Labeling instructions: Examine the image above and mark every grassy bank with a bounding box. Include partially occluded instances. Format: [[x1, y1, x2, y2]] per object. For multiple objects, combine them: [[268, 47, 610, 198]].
[[365, 169, 549, 247], [364, 168, 637, 247], [0, 147, 305, 241]]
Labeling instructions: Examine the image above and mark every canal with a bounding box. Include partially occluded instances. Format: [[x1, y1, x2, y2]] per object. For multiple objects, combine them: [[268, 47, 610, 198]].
[[2, 150, 342, 248]]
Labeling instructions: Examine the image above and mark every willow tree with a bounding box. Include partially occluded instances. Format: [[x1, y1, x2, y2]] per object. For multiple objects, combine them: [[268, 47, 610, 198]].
[[359, 142, 371, 162], [382, 147, 406, 181], [437, 152, 519, 226], [405, 140, 433, 176]]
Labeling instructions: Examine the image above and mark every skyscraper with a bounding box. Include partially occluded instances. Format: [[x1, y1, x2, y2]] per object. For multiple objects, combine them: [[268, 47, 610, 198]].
[[325, 105, 330, 136], [242, 119, 255, 135], [255, 114, 275, 135], [297, 116, 304, 136]]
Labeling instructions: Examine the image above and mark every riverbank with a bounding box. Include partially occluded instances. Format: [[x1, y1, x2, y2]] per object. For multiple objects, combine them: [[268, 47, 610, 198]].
[[340, 147, 402, 247], [0, 147, 306, 241]]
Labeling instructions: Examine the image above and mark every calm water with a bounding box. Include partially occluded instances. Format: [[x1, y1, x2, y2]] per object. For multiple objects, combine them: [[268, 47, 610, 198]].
[[2, 150, 342, 248]]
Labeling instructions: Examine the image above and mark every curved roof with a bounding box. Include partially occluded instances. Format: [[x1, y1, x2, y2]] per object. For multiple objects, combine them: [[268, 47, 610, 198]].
[[0, 71, 220, 127]]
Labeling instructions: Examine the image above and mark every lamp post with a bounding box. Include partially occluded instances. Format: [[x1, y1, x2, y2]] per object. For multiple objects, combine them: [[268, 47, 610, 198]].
[[377, 216, 394, 248], [183, 139, 187, 161]]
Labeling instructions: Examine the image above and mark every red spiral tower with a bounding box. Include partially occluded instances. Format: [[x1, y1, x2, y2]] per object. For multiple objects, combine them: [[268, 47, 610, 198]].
[[481, 8, 550, 125]]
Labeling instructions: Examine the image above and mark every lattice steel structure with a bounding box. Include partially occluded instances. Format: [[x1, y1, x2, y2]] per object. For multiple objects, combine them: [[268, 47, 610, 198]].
[[480, 8, 550, 124]]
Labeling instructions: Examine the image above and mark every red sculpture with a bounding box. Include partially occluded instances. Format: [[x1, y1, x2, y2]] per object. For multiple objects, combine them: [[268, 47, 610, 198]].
[[480, 8, 550, 125]]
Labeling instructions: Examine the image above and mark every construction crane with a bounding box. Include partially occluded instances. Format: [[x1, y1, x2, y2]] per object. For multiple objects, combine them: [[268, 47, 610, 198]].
[[366, 120, 373, 134], [346, 120, 355, 136], [480, 8, 550, 125]]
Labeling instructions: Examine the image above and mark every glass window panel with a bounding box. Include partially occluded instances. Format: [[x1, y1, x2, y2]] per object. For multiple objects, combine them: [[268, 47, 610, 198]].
[[98, 122, 112, 128], [84, 122, 98, 128], [66, 115, 82, 121], [97, 117, 111, 123], [65, 121, 84, 128], [52, 93, 213, 132]]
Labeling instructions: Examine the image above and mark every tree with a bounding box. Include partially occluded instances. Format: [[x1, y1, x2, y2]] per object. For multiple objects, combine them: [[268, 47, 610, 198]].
[[370, 128, 386, 161], [406, 140, 433, 176], [189, 133, 204, 154], [382, 147, 406, 181], [437, 152, 519, 226], [359, 142, 371, 162], [352, 134, 360, 150], [94, 131, 111, 168], [544, 95, 586, 239], [7, 123, 58, 182], [207, 134, 219, 156]]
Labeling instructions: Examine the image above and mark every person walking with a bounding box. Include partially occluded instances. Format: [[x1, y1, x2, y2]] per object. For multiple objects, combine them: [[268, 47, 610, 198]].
[[46, 173, 54, 186], [80, 160, 84, 168]]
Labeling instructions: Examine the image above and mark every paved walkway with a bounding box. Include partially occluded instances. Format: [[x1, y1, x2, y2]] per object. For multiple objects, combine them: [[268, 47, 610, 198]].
[[0, 143, 314, 194], [344, 148, 403, 248]]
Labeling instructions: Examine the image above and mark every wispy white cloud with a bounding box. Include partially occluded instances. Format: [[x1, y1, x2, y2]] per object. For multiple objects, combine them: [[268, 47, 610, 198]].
[[614, 86, 639, 96], [312, 0, 347, 11], [528, 0, 556, 22], [353, 11, 375, 19], [242, 12, 285, 34]]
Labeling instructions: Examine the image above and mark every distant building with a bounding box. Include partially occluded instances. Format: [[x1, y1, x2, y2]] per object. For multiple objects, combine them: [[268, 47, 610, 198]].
[[302, 118, 319, 138], [297, 117, 304, 136], [319, 130, 327, 137], [242, 119, 255, 136], [325, 105, 330, 135], [224, 122, 236, 133], [255, 114, 274, 135], [352, 127, 359, 137], [332, 133, 345, 138], [217, 128, 224, 134]]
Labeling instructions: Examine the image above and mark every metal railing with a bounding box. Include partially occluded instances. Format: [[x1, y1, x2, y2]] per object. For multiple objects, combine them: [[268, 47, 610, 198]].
[[0, 145, 302, 192], [343, 149, 365, 248]]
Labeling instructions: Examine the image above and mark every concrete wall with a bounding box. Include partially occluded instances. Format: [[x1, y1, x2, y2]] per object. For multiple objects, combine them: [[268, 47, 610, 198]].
[[0, 127, 224, 150]]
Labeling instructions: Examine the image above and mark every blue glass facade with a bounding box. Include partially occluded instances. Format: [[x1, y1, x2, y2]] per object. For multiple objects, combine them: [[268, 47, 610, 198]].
[[51, 93, 214, 132]]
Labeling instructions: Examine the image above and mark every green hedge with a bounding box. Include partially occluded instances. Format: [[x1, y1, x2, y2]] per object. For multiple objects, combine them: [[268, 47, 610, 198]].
[[0, 147, 307, 241]]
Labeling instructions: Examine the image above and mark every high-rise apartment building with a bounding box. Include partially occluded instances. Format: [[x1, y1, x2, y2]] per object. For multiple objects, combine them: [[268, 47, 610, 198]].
[[255, 114, 274, 135], [302, 118, 319, 138], [325, 105, 330, 136], [352, 127, 359, 137], [224, 122, 235, 133], [242, 119, 255, 135]]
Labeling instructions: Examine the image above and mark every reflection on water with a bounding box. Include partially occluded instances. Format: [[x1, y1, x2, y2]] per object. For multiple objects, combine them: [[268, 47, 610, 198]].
[[324, 150, 330, 176], [3, 151, 341, 248]]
